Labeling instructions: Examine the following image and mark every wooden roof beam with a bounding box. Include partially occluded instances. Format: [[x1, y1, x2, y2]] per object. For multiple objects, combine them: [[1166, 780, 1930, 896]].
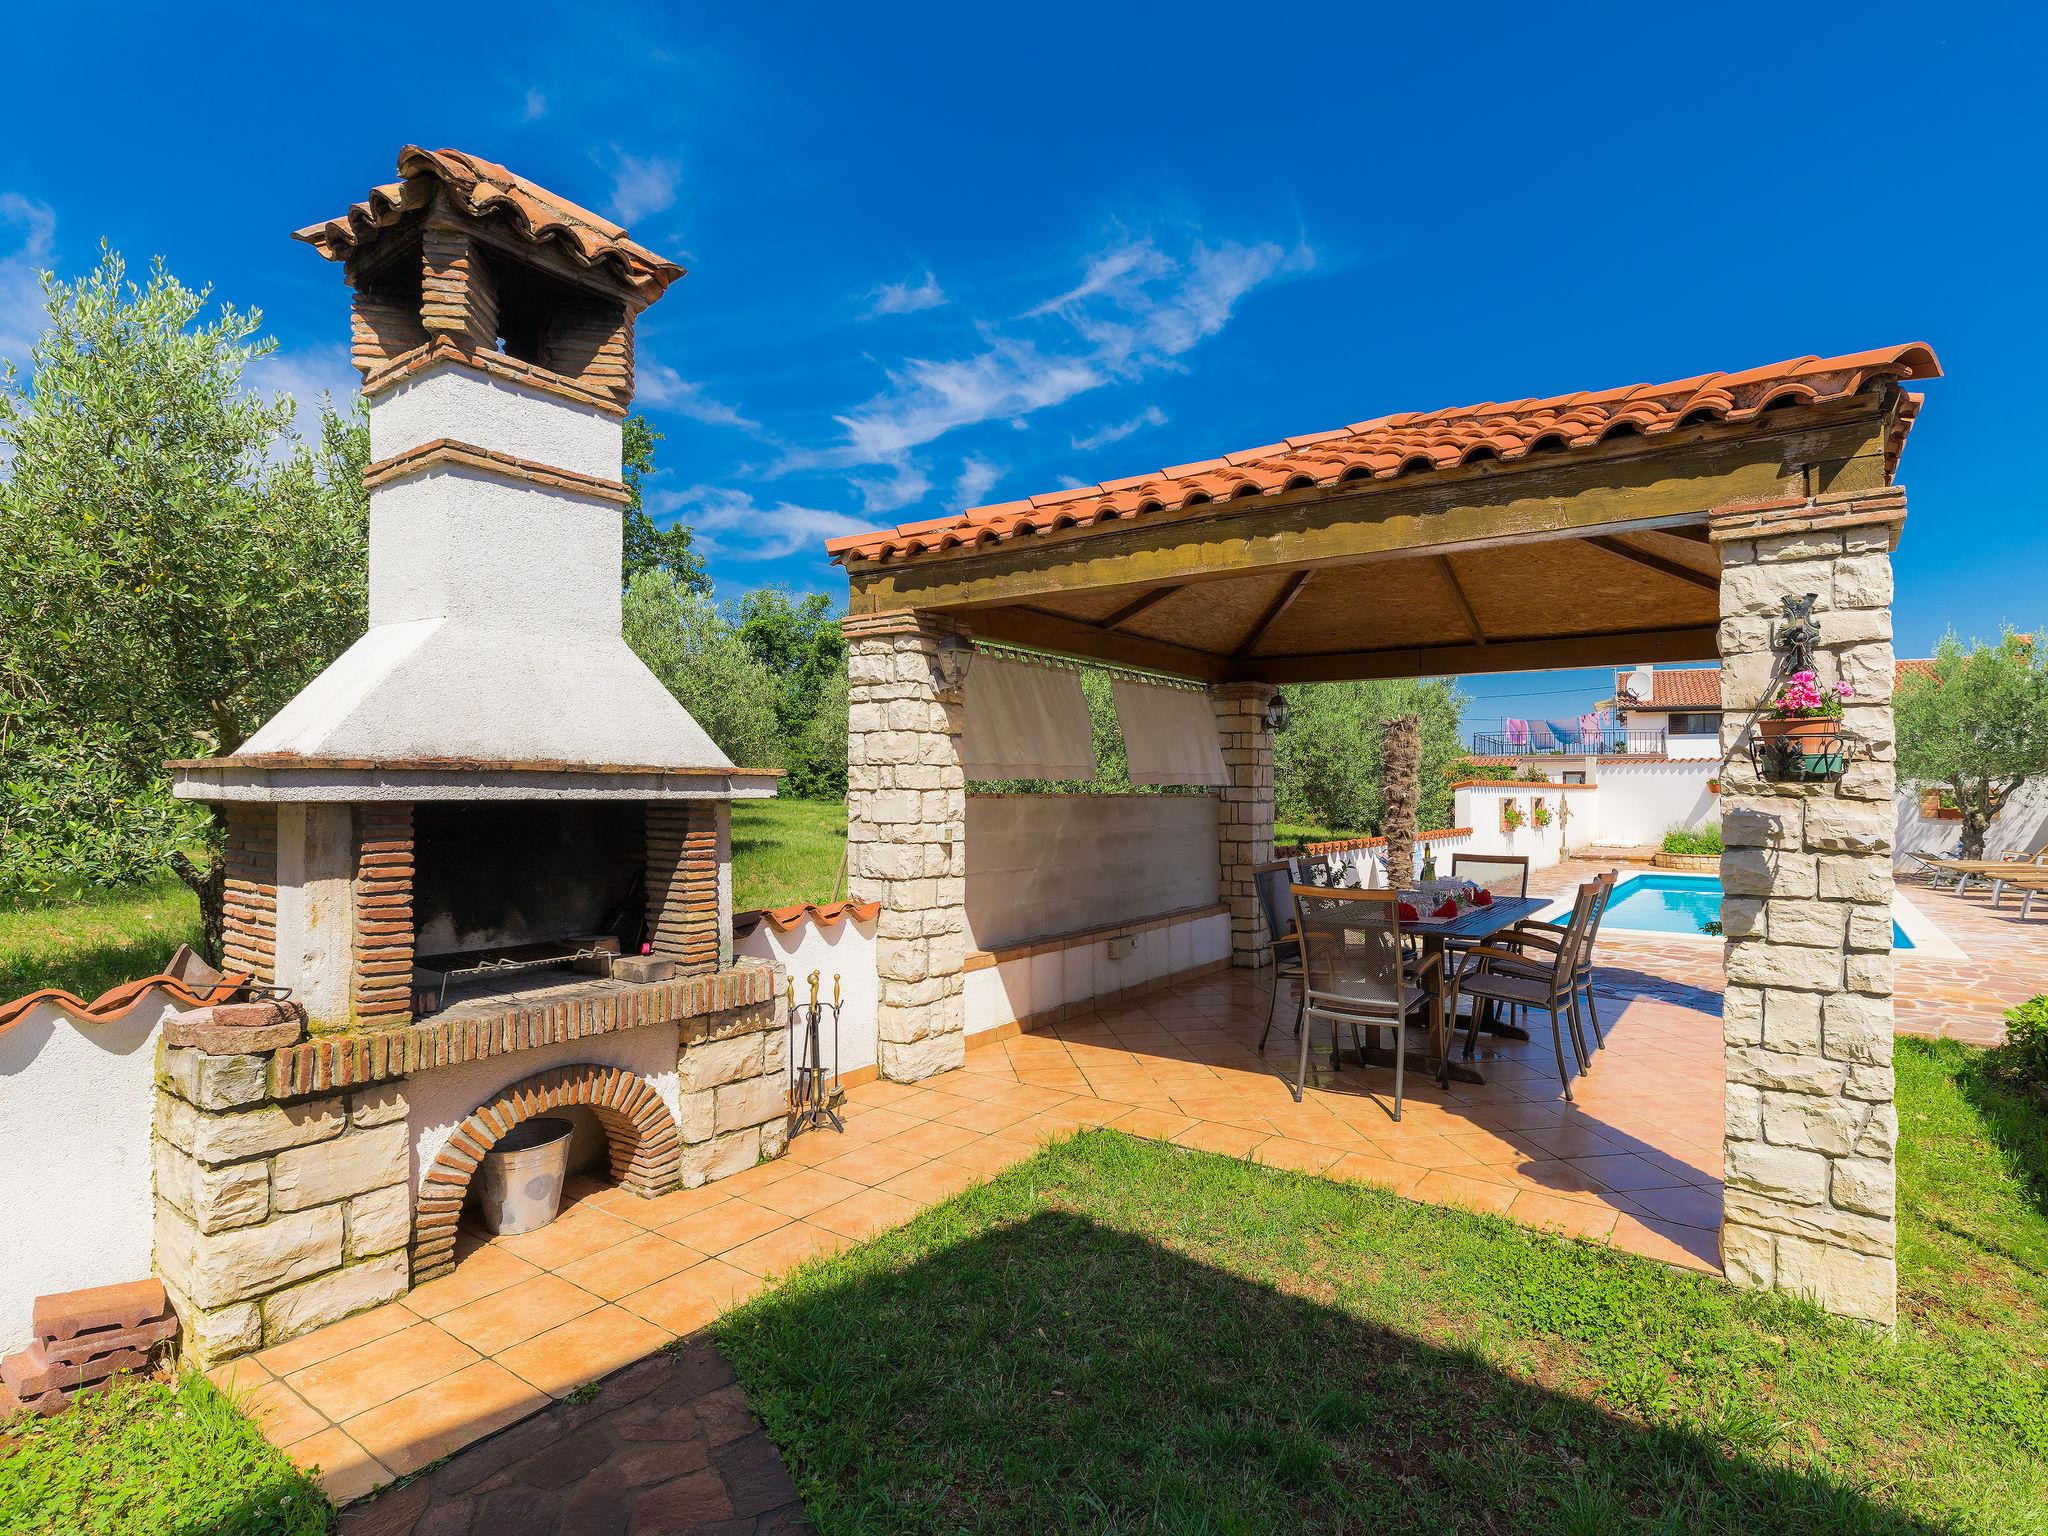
[[966, 605, 1237, 683], [1245, 625, 1717, 684], [1097, 585, 1181, 630], [1584, 534, 1719, 592], [1232, 571, 1311, 660], [1434, 556, 1486, 646]]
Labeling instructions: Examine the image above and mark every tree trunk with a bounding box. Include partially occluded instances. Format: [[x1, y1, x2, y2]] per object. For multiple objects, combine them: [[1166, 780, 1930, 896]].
[[170, 805, 229, 966], [1381, 713, 1422, 888], [1956, 779, 1990, 861]]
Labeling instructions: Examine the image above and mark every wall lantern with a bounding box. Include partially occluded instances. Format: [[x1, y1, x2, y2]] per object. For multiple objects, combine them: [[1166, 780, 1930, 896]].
[[931, 631, 974, 697], [1263, 692, 1290, 733]]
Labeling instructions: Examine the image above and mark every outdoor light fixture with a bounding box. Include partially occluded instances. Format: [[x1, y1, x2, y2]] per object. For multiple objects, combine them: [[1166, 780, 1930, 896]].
[[1264, 692, 1290, 732], [932, 631, 974, 697]]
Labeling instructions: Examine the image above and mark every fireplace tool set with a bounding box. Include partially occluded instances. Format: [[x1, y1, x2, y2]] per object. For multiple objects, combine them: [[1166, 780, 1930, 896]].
[[787, 970, 844, 1136]]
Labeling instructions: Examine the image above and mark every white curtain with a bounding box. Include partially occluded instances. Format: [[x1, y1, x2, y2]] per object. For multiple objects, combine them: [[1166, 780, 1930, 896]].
[[1113, 678, 1228, 786], [961, 655, 1097, 781]]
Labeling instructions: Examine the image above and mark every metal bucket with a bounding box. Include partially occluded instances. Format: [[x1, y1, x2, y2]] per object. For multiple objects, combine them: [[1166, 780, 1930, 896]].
[[474, 1116, 573, 1235]]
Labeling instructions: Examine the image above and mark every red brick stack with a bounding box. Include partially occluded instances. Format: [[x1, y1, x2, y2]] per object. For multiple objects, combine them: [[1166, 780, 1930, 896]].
[[1, 1279, 177, 1417]]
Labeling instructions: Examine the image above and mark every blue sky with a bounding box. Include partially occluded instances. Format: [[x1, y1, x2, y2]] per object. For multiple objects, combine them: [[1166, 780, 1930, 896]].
[[3, 3, 2041, 734]]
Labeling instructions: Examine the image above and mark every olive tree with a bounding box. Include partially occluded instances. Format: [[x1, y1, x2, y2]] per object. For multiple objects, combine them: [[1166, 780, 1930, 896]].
[[0, 249, 368, 954], [1896, 627, 2048, 859]]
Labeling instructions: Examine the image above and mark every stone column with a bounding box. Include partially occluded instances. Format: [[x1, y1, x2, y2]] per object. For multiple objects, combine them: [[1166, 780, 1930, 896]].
[[843, 612, 968, 1080], [1713, 486, 1904, 1329], [1211, 682, 1277, 968]]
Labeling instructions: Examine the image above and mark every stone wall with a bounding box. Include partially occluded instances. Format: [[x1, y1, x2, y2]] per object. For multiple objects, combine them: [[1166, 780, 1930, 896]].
[[844, 612, 967, 1081], [1713, 486, 1903, 1328], [1210, 683, 1277, 968]]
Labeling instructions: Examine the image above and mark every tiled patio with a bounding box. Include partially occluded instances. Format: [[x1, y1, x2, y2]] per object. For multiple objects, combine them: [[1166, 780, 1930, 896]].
[[220, 864, 2024, 1509]]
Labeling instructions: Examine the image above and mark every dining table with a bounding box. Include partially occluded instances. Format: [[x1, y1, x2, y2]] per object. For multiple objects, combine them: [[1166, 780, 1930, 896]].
[[1361, 892, 1551, 1086]]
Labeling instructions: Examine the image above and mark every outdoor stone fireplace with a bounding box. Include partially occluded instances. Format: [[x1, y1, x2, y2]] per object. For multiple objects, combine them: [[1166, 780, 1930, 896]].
[[156, 148, 788, 1363]]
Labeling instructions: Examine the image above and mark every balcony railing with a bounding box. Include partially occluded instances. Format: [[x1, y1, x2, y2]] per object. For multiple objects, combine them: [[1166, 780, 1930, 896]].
[[1470, 727, 1667, 757]]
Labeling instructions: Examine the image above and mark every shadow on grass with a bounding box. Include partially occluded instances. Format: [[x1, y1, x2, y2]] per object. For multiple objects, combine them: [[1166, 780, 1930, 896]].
[[1945, 1040, 2048, 1233], [723, 1206, 1935, 1536]]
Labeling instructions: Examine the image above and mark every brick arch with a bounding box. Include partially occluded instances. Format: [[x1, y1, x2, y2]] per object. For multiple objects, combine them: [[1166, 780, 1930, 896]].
[[413, 1064, 680, 1281]]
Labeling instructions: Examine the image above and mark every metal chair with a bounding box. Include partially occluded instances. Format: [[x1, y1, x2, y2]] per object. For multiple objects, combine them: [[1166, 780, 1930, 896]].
[[1499, 869, 1618, 1053], [1253, 859, 1305, 1051], [1289, 885, 1444, 1117], [1449, 880, 1602, 1101]]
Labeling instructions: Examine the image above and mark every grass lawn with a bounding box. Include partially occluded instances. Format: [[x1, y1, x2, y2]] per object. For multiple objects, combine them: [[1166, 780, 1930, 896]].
[[731, 796, 846, 912], [0, 799, 850, 1001], [721, 1038, 2048, 1535], [0, 878, 201, 1004], [0, 1370, 329, 1536]]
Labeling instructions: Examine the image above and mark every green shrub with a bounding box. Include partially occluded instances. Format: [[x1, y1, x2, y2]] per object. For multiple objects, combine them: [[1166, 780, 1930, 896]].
[[1661, 824, 1723, 856], [1997, 995, 2048, 1088]]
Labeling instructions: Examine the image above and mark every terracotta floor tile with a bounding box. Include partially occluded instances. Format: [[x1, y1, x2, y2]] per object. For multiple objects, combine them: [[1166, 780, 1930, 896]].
[[606, 1183, 732, 1229], [1327, 1152, 1427, 1196], [1112, 1106, 1197, 1142], [723, 1220, 852, 1278], [942, 1134, 1037, 1177], [205, 1355, 272, 1395], [400, 1243, 542, 1318], [814, 1141, 929, 1186], [492, 1207, 645, 1269], [749, 1167, 867, 1219], [1171, 1120, 1265, 1158], [240, 1378, 330, 1446], [1568, 1152, 1692, 1192], [1611, 1213, 1721, 1273], [710, 1158, 802, 1197], [554, 1230, 704, 1301], [341, 1360, 549, 1477], [495, 1305, 671, 1398], [886, 1120, 984, 1159], [1616, 1182, 1724, 1231], [659, 1197, 790, 1257], [435, 1271, 602, 1356], [808, 1186, 921, 1241], [1413, 1170, 1520, 1216], [878, 1159, 986, 1208], [618, 1258, 765, 1335], [1252, 1137, 1345, 1175], [281, 1426, 393, 1506], [256, 1299, 413, 1378], [287, 1320, 480, 1423], [1509, 1190, 1621, 1242]]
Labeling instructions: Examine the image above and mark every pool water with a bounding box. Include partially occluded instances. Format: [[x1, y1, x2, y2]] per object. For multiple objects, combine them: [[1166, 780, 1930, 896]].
[[1601, 873, 1914, 949]]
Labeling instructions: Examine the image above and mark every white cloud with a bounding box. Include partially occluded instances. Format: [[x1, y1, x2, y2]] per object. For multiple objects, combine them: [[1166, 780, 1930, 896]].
[[1072, 405, 1166, 453], [650, 485, 870, 561], [0, 193, 57, 373], [953, 454, 1000, 507], [248, 343, 360, 445], [522, 88, 547, 121], [636, 362, 758, 429], [815, 232, 1312, 470], [849, 459, 931, 515], [607, 150, 680, 224], [864, 270, 946, 317]]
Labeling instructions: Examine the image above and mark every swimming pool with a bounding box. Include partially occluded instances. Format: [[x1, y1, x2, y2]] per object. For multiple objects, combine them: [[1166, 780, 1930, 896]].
[[1594, 872, 1915, 949]]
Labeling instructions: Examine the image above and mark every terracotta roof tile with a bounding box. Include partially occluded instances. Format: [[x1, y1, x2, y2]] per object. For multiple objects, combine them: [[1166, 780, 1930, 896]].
[[1616, 658, 1935, 711], [294, 147, 683, 303], [731, 899, 881, 938], [0, 971, 246, 1037], [827, 344, 1940, 564]]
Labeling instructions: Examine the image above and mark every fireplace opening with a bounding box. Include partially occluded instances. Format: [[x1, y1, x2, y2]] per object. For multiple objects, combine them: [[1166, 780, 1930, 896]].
[[411, 801, 644, 1013]]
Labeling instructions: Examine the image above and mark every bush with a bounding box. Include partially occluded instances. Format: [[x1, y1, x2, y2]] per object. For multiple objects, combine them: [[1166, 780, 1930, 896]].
[[1662, 824, 1723, 856], [1997, 995, 2048, 1088]]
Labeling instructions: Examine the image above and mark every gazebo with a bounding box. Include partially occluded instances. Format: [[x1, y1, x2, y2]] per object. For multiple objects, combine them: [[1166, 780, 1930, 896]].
[[827, 342, 1939, 1327]]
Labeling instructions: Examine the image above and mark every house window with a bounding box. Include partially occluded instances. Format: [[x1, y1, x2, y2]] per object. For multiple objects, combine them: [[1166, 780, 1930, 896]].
[[1667, 712, 1721, 736], [1561, 771, 1586, 785]]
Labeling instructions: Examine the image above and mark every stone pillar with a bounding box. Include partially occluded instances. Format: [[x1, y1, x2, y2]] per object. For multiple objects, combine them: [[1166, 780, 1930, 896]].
[[843, 611, 967, 1081], [1713, 486, 1904, 1329], [153, 1005, 410, 1363], [275, 805, 358, 1032], [1211, 682, 1277, 968]]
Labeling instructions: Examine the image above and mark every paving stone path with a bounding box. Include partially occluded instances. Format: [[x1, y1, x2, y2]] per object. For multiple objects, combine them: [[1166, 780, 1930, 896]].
[[335, 1337, 807, 1536]]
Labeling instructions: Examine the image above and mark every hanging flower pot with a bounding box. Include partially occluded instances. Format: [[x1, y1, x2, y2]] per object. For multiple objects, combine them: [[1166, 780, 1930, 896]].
[[1758, 671, 1852, 778]]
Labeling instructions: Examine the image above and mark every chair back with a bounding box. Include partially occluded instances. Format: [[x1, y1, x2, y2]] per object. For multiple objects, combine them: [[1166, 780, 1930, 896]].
[[1291, 885, 1406, 1017], [1580, 869, 1619, 952], [1253, 860, 1299, 950], [1550, 880, 1605, 988], [1452, 853, 1531, 899]]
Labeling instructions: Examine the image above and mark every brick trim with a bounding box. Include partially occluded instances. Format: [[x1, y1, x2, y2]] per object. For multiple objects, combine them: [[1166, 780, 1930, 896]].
[[646, 803, 719, 973], [360, 337, 629, 417], [221, 806, 277, 987], [1707, 485, 1908, 544], [353, 805, 413, 1026], [268, 960, 776, 1097], [361, 439, 630, 505], [412, 1064, 681, 1280]]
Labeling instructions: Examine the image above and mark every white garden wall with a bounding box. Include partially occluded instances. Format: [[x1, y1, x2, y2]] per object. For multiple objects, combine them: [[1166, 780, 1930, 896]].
[[1894, 777, 2048, 868], [964, 794, 1220, 950], [734, 908, 882, 1082], [1585, 759, 1718, 844], [1452, 785, 1584, 868], [0, 992, 171, 1353]]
